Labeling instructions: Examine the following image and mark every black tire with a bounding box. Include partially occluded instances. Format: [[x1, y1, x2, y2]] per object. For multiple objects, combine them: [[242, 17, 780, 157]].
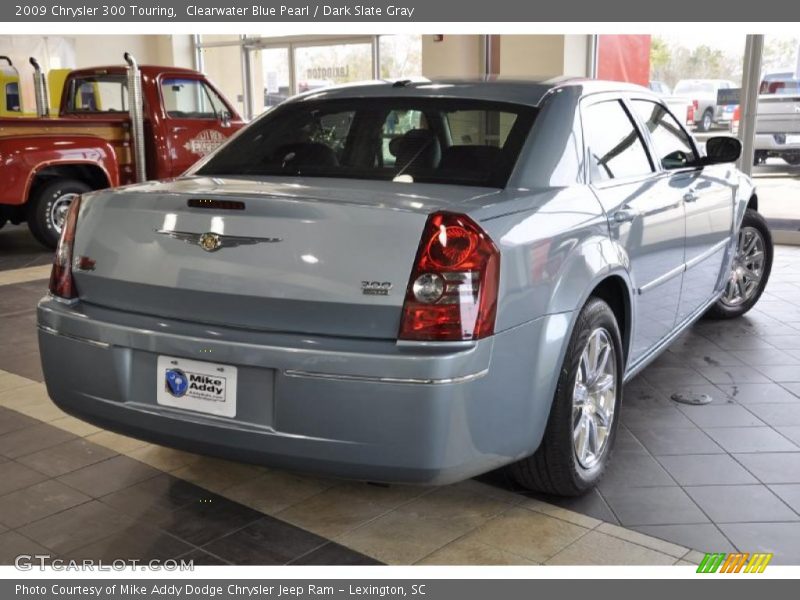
[[705, 209, 773, 320], [27, 178, 91, 249], [697, 109, 714, 132], [784, 154, 800, 166], [508, 297, 624, 496]]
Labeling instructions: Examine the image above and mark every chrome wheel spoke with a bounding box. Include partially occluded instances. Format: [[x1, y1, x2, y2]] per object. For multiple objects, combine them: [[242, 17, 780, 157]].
[[585, 416, 599, 461], [594, 401, 611, 428], [574, 414, 590, 462], [744, 233, 758, 255], [593, 373, 615, 395], [747, 250, 764, 263], [595, 344, 611, 382], [742, 267, 760, 283]]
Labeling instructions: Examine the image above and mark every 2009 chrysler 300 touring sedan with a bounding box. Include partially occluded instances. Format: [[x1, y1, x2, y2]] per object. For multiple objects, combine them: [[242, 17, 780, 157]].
[[38, 79, 773, 495]]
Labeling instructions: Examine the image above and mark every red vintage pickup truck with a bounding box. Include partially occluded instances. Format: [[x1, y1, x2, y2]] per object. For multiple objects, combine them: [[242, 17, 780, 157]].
[[0, 54, 245, 247]]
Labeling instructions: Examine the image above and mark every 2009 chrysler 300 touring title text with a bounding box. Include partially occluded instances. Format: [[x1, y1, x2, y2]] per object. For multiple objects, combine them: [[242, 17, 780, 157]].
[[38, 79, 773, 495]]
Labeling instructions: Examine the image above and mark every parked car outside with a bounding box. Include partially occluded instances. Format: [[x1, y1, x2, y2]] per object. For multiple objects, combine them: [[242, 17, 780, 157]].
[[38, 79, 773, 496], [674, 78, 739, 131], [754, 71, 800, 165]]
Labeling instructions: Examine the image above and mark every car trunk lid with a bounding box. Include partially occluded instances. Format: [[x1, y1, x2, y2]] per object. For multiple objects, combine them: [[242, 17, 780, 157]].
[[71, 176, 499, 339]]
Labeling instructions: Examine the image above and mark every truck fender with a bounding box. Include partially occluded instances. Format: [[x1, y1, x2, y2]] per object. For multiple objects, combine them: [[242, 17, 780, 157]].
[[0, 135, 119, 206]]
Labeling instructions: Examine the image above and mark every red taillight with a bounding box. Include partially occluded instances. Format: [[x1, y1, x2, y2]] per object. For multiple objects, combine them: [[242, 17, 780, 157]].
[[399, 212, 500, 341], [49, 196, 81, 300]]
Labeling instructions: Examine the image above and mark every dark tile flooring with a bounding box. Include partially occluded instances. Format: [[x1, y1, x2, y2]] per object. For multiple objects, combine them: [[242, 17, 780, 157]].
[[3, 246, 800, 563], [0, 225, 52, 273], [0, 412, 379, 565], [0, 273, 378, 566]]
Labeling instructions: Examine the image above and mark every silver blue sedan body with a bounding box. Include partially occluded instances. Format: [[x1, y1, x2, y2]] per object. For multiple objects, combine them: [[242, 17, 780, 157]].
[[37, 79, 765, 490]]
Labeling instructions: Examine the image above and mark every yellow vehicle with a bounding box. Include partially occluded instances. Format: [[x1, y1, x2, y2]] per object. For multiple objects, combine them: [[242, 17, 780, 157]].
[[0, 56, 24, 117], [47, 68, 70, 113], [0, 57, 69, 117]]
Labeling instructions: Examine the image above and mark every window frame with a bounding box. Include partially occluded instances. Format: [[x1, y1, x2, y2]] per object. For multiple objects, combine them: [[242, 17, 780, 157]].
[[579, 94, 657, 188], [157, 72, 236, 121], [63, 74, 130, 114], [626, 96, 702, 173]]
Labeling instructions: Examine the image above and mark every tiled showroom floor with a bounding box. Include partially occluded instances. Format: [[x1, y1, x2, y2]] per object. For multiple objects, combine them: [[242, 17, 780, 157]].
[[1, 224, 799, 565]]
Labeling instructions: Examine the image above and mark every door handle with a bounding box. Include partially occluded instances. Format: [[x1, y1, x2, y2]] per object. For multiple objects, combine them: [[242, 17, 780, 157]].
[[612, 207, 638, 223], [172, 126, 187, 133], [683, 191, 699, 203]]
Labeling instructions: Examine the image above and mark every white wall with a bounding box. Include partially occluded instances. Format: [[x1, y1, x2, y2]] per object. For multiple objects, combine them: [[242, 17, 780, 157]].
[[0, 35, 76, 111], [73, 35, 171, 67], [421, 35, 483, 78], [499, 35, 589, 78], [421, 34, 590, 80]]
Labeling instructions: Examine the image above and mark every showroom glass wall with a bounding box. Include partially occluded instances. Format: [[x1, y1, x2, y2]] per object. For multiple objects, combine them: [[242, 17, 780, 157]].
[[752, 34, 800, 231], [596, 33, 800, 236], [194, 35, 422, 117]]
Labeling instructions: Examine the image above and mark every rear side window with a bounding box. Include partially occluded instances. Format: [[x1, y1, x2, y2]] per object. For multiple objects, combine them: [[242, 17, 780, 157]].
[[583, 100, 653, 182], [161, 78, 228, 119], [65, 75, 128, 113], [631, 100, 697, 170], [5, 82, 20, 112]]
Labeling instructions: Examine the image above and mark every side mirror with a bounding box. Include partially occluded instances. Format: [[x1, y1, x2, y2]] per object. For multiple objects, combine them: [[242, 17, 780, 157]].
[[704, 136, 741, 164], [662, 150, 691, 170], [219, 110, 232, 128]]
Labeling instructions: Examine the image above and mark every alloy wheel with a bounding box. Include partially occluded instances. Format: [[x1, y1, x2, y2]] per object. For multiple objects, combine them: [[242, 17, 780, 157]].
[[572, 327, 617, 469], [721, 226, 766, 307]]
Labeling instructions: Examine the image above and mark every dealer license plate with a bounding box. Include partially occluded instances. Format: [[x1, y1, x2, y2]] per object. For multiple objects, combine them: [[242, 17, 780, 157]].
[[156, 356, 237, 418]]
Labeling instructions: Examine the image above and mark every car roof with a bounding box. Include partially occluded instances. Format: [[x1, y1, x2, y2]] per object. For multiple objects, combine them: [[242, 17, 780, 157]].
[[286, 77, 654, 108]]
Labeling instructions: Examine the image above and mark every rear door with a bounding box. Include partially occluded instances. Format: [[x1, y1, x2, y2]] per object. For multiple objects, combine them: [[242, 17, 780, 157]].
[[582, 96, 685, 363], [158, 74, 242, 176], [630, 97, 734, 324]]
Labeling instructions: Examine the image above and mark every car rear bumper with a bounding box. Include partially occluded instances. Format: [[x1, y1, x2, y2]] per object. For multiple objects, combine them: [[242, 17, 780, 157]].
[[37, 296, 564, 485]]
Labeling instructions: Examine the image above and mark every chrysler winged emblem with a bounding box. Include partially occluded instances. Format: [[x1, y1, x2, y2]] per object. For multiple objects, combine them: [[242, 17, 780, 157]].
[[155, 229, 282, 252]]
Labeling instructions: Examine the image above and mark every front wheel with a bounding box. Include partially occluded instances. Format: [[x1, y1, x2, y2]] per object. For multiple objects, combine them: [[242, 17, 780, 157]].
[[508, 298, 623, 496], [705, 209, 773, 320], [27, 178, 91, 249]]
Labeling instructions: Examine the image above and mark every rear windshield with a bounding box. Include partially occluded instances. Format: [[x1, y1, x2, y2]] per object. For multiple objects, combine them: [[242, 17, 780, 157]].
[[196, 97, 537, 188], [760, 78, 800, 95], [674, 81, 716, 95], [65, 74, 129, 113]]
